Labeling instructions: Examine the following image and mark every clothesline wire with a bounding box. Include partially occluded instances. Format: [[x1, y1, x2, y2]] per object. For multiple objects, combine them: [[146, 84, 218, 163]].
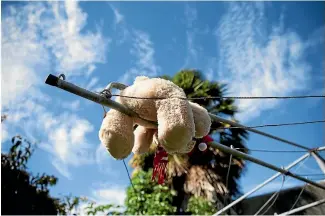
[[122, 159, 137, 193], [261, 175, 286, 215], [214, 120, 325, 130], [254, 174, 286, 215], [110, 94, 325, 100], [235, 148, 307, 153], [255, 156, 310, 215], [289, 184, 307, 211], [299, 173, 325, 176]]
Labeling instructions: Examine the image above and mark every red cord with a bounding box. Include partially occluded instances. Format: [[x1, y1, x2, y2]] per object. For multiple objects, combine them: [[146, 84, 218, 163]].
[[152, 146, 168, 184]]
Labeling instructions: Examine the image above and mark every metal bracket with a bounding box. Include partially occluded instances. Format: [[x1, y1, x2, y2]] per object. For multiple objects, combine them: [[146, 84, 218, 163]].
[[100, 82, 128, 99]]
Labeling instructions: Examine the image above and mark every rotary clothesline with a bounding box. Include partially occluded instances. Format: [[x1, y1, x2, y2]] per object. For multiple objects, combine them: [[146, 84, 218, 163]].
[[214, 149, 325, 216], [45, 74, 325, 215], [46, 74, 323, 150], [45, 73, 325, 181]]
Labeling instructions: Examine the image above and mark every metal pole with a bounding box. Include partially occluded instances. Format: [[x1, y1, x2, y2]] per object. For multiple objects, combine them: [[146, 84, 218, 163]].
[[213, 153, 310, 215], [209, 115, 312, 151], [209, 142, 325, 191], [209, 114, 325, 173], [278, 198, 325, 215], [311, 152, 325, 174], [45, 74, 158, 128]]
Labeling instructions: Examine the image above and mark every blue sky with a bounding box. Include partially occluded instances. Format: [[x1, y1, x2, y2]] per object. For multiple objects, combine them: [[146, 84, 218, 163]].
[[1, 1, 324, 208]]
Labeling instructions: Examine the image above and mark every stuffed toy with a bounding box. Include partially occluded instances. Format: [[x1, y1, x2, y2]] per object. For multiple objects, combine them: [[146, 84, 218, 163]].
[[98, 76, 212, 161]]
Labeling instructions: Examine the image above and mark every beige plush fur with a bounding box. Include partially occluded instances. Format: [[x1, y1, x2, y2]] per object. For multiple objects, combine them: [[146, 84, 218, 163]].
[[99, 76, 211, 159]]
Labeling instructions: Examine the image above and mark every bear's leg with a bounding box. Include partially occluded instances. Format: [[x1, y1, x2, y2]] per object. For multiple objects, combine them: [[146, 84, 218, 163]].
[[189, 102, 211, 138], [155, 99, 195, 153], [99, 109, 134, 159], [132, 126, 156, 154]]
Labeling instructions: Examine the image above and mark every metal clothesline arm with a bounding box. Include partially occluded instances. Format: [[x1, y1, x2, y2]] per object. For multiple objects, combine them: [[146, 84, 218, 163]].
[[45, 74, 158, 128], [210, 115, 311, 151], [277, 198, 325, 215], [209, 142, 325, 191], [213, 152, 312, 215], [311, 151, 325, 174], [209, 115, 325, 174]]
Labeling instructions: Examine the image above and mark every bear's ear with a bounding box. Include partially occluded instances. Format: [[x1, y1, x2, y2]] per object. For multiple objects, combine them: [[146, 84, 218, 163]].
[[134, 76, 149, 84]]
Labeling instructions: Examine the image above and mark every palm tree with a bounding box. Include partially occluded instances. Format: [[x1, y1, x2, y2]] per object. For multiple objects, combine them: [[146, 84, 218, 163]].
[[130, 69, 249, 214]]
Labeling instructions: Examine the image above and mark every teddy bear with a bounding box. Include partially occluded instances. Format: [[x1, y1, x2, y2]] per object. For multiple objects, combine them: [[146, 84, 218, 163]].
[[99, 76, 211, 160]]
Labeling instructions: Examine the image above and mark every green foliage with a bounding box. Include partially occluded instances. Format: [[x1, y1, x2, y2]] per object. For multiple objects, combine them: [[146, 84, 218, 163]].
[[1, 135, 63, 214], [2, 117, 122, 215], [84, 202, 123, 215], [125, 169, 177, 215], [1, 134, 85, 215], [186, 196, 218, 215], [57, 195, 87, 215]]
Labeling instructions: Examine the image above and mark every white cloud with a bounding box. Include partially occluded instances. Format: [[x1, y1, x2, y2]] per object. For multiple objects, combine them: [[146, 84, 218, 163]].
[[44, 113, 95, 166], [61, 100, 81, 111], [1, 124, 9, 143], [92, 185, 127, 206], [119, 30, 160, 84], [43, 1, 108, 77], [183, 4, 210, 68], [205, 57, 218, 80], [183, 4, 198, 67], [110, 4, 124, 25], [52, 159, 72, 180], [86, 64, 97, 77], [95, 143, 119, 175], [108, 4, 129, 45], [1, 2, 107, 178], [3, 99, 96, 179], [68, 184, 127, 215], [1, 3, 49, 108], [104, 6, 158, 82], [86, 77, 99, 91], [215, 2, 319, 122]]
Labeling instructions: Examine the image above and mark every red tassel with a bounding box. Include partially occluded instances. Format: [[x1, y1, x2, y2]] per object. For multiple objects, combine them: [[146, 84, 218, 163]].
[[202, 135, 213, 143], [152, 146, 168, 184]]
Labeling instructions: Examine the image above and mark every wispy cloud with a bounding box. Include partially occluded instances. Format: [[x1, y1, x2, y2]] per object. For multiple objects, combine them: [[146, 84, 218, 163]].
[[91, 185, 127, 206], [183, 4, 210, 68], [109, 4, 129, 45], [183, 4, 198, 67], [45, 1, 108, 78], [1, 1, 108, 178], [110, 4, 124, 25], [61, 100, 81, 111], [86, 77, 99, 91], [119, 29, 161, 84], [95, 143, 116, 174], [215, 2, 321, 122]]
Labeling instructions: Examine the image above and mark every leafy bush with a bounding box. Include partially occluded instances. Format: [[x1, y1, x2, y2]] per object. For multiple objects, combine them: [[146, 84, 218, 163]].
[[186, 196, 218, 215], [125, 169, 177, 215]]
